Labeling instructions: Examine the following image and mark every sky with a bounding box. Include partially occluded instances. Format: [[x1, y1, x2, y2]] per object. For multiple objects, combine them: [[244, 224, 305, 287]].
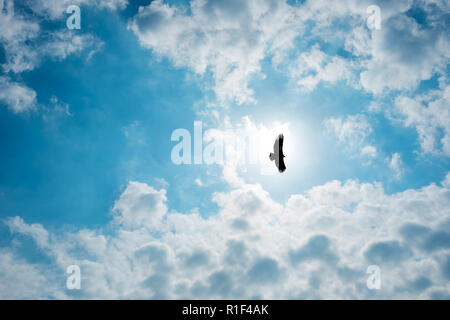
[[0, 0, 449, 299]]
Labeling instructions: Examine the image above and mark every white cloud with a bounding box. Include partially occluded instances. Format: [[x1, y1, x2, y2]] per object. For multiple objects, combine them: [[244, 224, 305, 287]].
[[0, 250, 64, 299], [5, 216, 49, 248], [293, 44, 355, 91], [0, 0, 105, 116], [127, 0, 447, 100], [361, 145, 377, 158], [2, 173, 450, 299], [324, 114, 372, 150], [41, 96, 72, 123], [0, 76, 37, 113], [357, 11, 450, 94], [43, 31, 101, 62], [0, 0, 39, 42], [395, 85, 450, 156], [388, 152, 404, 179], [0, 0, 40, 73], [296, 0, 449, 95], [129, 0, 302, 104], [442, 172, 450, 188], [1, 26, 101, 74], [154, 177, 169, 188], [0, 0, 104, 73], [112, 181, 168, 230]]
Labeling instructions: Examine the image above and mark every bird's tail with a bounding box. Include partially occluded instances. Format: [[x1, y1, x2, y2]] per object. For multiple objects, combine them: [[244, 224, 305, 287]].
[[269, 153, 275, 161]]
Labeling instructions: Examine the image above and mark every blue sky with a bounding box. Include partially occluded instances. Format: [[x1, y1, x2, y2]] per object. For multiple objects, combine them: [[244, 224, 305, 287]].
[[0, 0, 449, 299]]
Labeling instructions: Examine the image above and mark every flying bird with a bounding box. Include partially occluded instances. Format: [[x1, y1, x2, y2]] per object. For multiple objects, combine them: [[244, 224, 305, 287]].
[[269, 134, 286, 173]]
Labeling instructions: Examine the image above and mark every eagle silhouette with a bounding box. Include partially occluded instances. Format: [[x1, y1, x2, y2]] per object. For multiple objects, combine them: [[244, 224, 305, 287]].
[[269, 134, 286, 173]]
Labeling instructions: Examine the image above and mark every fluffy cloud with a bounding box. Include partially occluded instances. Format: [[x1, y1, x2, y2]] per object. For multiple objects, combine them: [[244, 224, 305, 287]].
[[388, 152, 404, 179], [129, 0, 302, 104], [293, 45, 356, 91], [0, 0, 105, 114], [126, 0, 449, 162], [324, 114, 378, 159], [0, 0, 112, 73], [128, 0, 450, 101], [112, 181, 167, 230], [0, 0, 40, 73], [0, 76, 37, 113], [395, 85, 450, 156], [1, 23, 101, 74], [0, 250, 63, 299], [5, 216, 50, 248], [2, 173, 450, 299], [43, 31, 102, 62], [126, 0, 363, 102], [0, 0, 125, 72], [352, 5, 450, 94], [325, 114, 372, 145], [361, 145, 377, 158]]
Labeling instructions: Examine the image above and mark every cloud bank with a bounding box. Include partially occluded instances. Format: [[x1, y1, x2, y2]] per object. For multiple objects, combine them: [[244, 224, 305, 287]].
[[3, 173, 450, 299]]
